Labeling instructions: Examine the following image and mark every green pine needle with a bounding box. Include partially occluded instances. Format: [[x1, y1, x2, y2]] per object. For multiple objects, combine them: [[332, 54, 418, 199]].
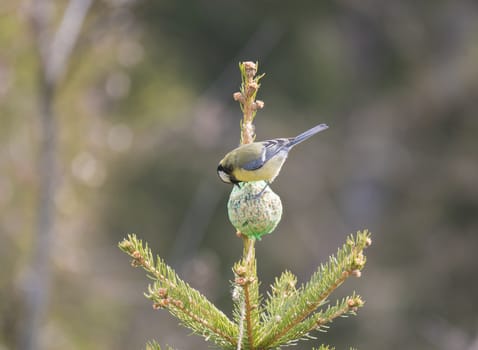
[[119, 234, 238, 349], [257, 230, 370, 348]]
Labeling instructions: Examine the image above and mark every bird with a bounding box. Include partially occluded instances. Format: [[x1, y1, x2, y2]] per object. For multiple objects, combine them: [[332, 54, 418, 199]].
[[217, 123, 329, 191]]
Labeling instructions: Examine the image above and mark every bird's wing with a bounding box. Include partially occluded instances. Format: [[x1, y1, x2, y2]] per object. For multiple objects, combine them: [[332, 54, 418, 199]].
[[241, 139, 289, 171]]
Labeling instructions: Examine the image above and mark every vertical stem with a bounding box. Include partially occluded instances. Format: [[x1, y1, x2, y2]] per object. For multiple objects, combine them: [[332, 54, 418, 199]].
[[238, 60, 259, 276], [237, 60, 261, 259], [232, 61, 264, 350], [243, 235, 256, 267], [242, 236, 256, 350], [240, 61, 258, 145]]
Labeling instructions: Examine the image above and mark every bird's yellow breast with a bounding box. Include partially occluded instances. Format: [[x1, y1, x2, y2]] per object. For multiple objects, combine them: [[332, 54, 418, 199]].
[[233, 154, 287, 182]]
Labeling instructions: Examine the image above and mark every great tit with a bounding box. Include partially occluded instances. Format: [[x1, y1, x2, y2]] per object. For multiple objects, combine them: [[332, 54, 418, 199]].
[[217, 123, 329, 186]]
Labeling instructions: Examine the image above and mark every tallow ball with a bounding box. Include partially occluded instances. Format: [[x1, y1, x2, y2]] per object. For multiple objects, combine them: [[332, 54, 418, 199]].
[[227, 181, 283, 239]]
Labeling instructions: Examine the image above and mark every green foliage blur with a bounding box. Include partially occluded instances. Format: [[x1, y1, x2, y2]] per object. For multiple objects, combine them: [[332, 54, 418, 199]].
[[1, 1, 477, 349]]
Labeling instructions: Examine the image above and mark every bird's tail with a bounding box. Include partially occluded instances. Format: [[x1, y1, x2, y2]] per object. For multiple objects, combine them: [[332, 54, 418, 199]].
[[288, 123, 329, 147]]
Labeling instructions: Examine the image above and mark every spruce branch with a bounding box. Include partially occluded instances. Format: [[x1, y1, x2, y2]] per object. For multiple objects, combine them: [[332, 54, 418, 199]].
[[261, 270, 298, 325], [233, 61, 265, 145], [269, 294, 364, 348], [119, 235, 238, 349], [233, 290, 246, 350], [232, 237, 263, 350], [257, 231, 371, 348], [230, 61, 266, 350]]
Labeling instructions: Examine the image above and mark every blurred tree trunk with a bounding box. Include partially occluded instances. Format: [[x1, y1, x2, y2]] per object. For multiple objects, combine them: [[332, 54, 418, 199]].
[[20, 65, 57, 350], [19, 1, 92, 349]]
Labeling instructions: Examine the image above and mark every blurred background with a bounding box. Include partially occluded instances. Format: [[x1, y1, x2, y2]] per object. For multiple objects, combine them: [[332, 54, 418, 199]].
[[1, 0, 478, 349]]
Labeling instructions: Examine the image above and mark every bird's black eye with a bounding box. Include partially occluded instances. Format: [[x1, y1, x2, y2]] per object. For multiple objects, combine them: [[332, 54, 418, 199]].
[[217, 164, 229, 174]]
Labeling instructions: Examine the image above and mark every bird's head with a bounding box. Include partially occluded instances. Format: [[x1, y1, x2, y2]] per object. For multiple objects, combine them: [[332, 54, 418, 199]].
[[217, 163, 236, 184]]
